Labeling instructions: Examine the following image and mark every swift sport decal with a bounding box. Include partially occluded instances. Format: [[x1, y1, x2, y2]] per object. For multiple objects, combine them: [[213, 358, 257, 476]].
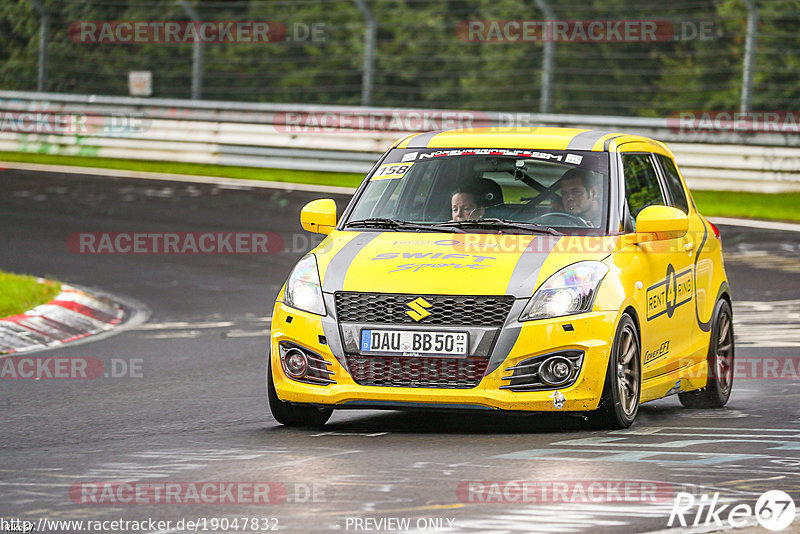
[[371, 252, 496, 262], [646, 264, 694, 321], [389, 263, 490, 273], [371, 252, 497, 274]]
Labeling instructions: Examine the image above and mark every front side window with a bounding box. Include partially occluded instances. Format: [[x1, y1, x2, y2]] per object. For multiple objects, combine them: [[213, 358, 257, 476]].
[[345, 148, 611, 233], [655, 155, 690, 213], [622, 153, 666, 223]]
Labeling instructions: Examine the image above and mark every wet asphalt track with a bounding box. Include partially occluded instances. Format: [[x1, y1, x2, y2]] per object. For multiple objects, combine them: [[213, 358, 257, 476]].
[[1, 169, 799, 534]]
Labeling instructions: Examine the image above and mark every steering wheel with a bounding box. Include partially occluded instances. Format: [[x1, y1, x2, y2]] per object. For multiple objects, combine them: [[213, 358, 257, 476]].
[[528, 211, 592, 227]]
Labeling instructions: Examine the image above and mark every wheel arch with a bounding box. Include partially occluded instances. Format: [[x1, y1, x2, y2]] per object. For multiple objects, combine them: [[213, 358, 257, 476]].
[[623, 305, 641, 336], [718, 282, 732, 308]]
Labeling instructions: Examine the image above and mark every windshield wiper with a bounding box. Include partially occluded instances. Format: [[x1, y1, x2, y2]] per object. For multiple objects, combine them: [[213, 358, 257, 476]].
[[434, 218, 563, 235], [345, 218, 465, 233]]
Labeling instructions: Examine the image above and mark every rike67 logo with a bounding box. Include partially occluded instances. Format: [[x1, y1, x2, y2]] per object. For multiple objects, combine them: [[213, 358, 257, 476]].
[[669, 490, 796, 531]]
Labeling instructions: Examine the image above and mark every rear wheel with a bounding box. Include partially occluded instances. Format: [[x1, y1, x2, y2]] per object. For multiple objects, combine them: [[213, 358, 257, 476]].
[[267, 359, 332, 427], [679, 299, 734, 408], [586, 314, 641, 429]]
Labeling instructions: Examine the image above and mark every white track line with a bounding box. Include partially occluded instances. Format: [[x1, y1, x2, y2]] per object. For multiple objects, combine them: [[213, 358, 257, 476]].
[[709, 217, 800, 233]]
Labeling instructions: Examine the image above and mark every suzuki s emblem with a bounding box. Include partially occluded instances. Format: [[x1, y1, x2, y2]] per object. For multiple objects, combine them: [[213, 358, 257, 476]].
[[406, 297, 432, 322]]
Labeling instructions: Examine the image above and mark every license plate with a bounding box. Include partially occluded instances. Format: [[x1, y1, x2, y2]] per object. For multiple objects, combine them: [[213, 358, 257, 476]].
[[360, 329, 468, 356]]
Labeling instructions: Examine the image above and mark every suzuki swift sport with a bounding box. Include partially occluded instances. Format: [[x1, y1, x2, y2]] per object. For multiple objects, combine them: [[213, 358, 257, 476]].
[[267, 127, 734, 429]]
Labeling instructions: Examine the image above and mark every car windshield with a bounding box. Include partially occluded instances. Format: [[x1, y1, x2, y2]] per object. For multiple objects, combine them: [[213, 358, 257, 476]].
[[345, 148, 610, 234]]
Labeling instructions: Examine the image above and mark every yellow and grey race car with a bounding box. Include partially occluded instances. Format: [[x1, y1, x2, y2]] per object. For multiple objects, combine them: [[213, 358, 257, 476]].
[[267, 127, 733, 429]]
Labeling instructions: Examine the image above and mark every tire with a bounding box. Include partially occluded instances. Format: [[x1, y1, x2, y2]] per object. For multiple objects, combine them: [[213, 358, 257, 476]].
[[586, 314, 641, 429], [267, 358, 333, 427], [679, 299, 734, 408]]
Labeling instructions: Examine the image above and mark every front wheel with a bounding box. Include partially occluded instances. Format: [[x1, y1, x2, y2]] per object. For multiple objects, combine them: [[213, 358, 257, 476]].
[[679, 299, 734, 408], [586, 313, 641, 429], [267, 359, 332, 427]]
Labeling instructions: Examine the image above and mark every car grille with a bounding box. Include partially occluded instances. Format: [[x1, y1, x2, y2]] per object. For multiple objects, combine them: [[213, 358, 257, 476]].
[[335, 292, 514, 327], [345, 355, 489, 388]]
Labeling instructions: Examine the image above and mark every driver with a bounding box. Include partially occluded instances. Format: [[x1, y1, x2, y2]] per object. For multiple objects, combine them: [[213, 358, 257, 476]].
[[558, 168, 602, 227], [450, 188, 486, 221]]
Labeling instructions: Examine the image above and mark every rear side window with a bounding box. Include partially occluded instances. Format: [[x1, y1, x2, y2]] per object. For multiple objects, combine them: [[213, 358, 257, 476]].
[[622, 153, 665, 219], [656, 155, 690, 213]]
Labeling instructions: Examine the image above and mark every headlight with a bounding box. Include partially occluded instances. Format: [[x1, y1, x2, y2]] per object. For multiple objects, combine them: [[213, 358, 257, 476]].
[[283, 254, 326, 315], [519, 261, 609, 321]]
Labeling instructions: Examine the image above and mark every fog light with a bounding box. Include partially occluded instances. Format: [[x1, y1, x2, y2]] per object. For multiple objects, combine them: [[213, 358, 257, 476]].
[[284, 348, 308, 378], [540, 356, 573, 386]]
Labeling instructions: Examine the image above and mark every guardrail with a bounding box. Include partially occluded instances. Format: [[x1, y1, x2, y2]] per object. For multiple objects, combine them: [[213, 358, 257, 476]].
[[1, 91, 798, 192]]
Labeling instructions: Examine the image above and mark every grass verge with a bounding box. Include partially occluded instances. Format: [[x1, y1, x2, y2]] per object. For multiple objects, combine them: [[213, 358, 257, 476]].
[[0, 151, 365, 189], [692, 190, 800, 223], [2, 151, 799, 222], [0, 271, 61, 318]]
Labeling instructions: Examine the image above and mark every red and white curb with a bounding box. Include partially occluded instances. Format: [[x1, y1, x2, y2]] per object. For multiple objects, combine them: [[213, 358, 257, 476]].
[[0, 284, 124, 355]]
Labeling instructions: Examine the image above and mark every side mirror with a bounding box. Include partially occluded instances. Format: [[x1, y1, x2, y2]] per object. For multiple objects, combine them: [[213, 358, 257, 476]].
[[634, 205, 689, 241], [300, 199, 337, 235]]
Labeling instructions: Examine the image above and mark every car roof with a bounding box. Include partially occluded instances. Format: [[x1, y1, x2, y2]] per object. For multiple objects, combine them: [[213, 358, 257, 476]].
[[393, 127, 673, 156]]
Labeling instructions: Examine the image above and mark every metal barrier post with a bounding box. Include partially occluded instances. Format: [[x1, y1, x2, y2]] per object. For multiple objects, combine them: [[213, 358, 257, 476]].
[[26, 0, 49, 92], [534, 0, 555, 114], [740, 0, 759, 114], [352, 0, 376, 107], [178, 0, 204, 100]]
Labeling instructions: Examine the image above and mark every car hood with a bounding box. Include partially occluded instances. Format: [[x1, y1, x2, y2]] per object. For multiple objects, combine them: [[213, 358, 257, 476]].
[[312, 231, 613, 298]]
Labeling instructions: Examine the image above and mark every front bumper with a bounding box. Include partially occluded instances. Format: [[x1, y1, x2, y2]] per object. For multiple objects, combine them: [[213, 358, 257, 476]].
[[269, 300, 618, 412]]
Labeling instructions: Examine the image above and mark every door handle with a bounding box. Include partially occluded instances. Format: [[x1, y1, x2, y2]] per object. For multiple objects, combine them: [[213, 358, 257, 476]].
[[684, 242, 695, 253]]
